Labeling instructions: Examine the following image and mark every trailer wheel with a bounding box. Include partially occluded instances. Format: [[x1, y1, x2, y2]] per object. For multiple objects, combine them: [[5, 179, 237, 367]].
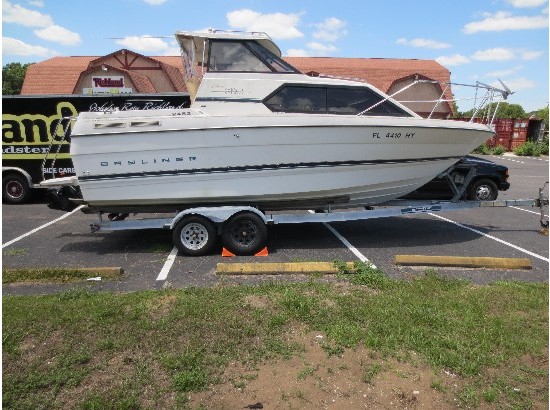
[[2, 174, 33, 204], [221, 212, 267, 256], [172, 215, 217, 256], [468, 179, 498, 201]]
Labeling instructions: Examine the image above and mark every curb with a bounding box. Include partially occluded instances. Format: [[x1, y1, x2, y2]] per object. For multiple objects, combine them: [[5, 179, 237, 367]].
[[216, 262, 354, 275], [394, 255, 531, 270]]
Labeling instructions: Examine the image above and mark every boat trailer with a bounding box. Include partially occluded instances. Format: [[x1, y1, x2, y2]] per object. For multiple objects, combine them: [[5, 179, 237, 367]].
[[90, 187, 548, 256]]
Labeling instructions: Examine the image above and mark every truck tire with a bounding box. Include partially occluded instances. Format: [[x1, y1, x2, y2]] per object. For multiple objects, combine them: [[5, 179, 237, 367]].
[[2, 174, 33, 204], [172, 215, 218, 256], [221, 212, 267, 256], [468, 178, 498, 201]]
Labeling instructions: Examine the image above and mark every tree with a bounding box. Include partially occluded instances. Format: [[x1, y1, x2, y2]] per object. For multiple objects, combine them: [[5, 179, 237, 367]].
[[496, 102, 526, 118], [455, 101, 527, 119], [536, 105, 548, 126], [2, 62, 31, 95]]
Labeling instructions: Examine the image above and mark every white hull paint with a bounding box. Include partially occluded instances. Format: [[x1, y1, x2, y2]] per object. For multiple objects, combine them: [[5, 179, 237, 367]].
[[71, 112, 493, 210]]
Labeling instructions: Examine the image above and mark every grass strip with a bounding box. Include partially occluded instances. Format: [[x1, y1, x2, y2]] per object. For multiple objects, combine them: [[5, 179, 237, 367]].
[[2, 267, 123, 284], [2, 267, 548, 409]]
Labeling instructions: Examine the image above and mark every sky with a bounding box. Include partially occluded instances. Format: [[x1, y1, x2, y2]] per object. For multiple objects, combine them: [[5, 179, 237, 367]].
[[2, 0, 549, 112]]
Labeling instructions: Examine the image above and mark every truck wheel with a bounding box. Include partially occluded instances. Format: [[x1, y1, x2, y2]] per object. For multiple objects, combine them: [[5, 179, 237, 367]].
[[2, 174, 33, 204], [172, 215, 217, 256], [221, 212, 267, 256], [468, 179, 498, 201]]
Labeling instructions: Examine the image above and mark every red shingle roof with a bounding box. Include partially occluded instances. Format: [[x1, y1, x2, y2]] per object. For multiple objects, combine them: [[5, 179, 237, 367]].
[[21, 52, 451, 100], [285, 57, 450, 91], [21, 56, 92, 94]]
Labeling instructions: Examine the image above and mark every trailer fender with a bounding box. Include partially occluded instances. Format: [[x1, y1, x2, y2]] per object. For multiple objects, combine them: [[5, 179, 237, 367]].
[[168, 206, 267, 231]]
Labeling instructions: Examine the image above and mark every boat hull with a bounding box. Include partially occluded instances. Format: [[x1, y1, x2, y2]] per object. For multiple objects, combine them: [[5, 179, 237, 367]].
[[70, 112, 493, 212]]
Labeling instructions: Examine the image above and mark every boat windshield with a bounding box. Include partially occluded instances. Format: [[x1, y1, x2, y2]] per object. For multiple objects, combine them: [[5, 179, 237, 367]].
[[264, 85, 413, 117], [208, 40, 299, 73]]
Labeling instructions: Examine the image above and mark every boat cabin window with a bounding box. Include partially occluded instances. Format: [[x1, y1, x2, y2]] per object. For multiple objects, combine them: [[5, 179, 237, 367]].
[[264, 85, 412, 116], [208, 40, 299, 73]]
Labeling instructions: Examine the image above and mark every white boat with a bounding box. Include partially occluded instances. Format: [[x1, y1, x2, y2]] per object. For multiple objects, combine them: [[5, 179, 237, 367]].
[[46, 29, 498, 213]]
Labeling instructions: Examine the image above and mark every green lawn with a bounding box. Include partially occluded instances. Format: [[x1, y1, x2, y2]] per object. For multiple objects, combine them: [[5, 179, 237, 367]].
[[3, 265, 548, 409]]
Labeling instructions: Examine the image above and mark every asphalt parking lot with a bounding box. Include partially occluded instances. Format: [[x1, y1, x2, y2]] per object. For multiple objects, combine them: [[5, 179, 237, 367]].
[[2, 154, 548, 295]]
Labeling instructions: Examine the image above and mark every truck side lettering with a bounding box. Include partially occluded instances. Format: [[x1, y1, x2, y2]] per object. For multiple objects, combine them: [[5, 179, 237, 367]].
[[2, 102, 77, 145]]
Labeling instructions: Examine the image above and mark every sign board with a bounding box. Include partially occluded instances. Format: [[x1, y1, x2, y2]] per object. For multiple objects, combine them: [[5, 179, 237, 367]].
[[83, 76, 133, 94]]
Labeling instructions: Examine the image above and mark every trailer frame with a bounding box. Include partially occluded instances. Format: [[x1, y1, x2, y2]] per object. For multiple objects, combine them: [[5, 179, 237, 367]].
[[89, 190, 548, 256]]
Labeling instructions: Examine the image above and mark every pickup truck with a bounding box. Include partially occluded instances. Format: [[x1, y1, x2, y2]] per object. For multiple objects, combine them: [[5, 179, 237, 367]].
[[404, 155, 510, 201]]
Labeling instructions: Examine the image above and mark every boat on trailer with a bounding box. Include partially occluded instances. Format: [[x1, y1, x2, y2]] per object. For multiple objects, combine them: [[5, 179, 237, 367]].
[[42, 29, 534, 256], [45, 29, 499, 214]]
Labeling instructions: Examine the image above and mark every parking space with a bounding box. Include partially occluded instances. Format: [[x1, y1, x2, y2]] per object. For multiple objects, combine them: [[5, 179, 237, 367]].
[[2, 155, 548, 294]]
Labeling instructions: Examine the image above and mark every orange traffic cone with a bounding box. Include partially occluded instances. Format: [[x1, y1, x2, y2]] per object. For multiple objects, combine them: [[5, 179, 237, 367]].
[[254, 247, 269, 257], [221, 247, 236, 257]]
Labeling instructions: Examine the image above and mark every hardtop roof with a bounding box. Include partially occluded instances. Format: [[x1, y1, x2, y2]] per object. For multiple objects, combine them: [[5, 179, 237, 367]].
[[174, 29, 282, 60]]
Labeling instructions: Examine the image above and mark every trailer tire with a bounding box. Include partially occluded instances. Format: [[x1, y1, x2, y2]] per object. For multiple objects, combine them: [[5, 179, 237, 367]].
[[172, 215, 217, 256], [468, 178, 498, 201], [2, 174, 33, 204], [221, 212, 267, 256]]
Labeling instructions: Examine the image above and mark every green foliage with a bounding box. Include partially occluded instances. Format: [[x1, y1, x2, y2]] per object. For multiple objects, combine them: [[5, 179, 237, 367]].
[[2, 62, 31, 95], [457, 102, 527, 119], [2, 267, 120, 284], [492, 145, 506, 155], [514, 141, 542, 156], [161, 350, 209, 392], [334, 260, 392, 289], [472, 143, 506, 156], [540, 135, 549, 155], [472, 143, 492, 155], [484, 102, 526, 119], [535, 105, 549, 127]]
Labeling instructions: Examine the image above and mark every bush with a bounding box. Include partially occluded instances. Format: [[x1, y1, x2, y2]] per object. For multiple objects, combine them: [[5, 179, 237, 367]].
[[492, 145, 506, 155], [514, 141, 542, 157], [472, 144, 491, 155], [540, 136, 549, 155], [472, 143, 507, 155]]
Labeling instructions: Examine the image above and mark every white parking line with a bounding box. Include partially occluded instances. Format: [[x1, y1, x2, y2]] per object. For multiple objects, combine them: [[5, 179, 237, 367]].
[[495, 155, 549, 163], [510, 205, 549, 218], [429, 213, 549, 263], [323, 223, 376, 268], [156, 246, 178, 281], [308, 211, 376, 268], [2, 205, 84, 249]]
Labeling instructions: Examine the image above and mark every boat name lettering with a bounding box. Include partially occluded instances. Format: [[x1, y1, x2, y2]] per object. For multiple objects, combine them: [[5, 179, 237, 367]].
[[172, 111, 192, 116], [372, 132, 416, 139], [100, 156, 197, 166]]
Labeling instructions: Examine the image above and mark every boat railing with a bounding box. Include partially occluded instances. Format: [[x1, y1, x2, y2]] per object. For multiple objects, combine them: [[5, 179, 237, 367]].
[[310, 72, 511, 126], [358, 78, 511, 126]]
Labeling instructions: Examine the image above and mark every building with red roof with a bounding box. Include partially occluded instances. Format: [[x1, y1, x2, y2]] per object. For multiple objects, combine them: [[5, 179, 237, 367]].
[[21, 49, 453, 118]]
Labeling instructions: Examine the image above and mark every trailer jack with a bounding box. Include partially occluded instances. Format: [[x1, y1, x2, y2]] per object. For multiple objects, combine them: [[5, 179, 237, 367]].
[[538, 183, 549, 233]]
